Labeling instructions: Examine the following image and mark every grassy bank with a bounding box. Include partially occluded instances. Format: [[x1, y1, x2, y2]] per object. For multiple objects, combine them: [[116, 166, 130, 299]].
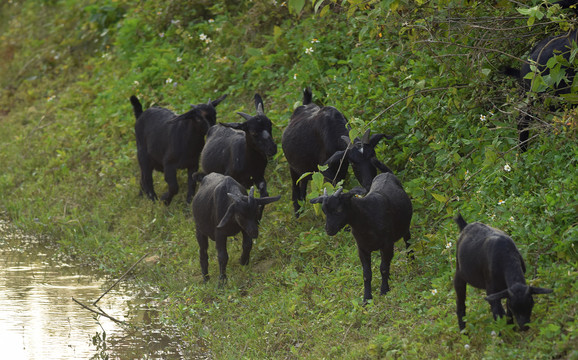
[[0, 0, 576, 358]]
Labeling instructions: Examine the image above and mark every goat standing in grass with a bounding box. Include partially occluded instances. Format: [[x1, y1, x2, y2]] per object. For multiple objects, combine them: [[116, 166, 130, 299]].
[[130, 94, 227, 205], [311, 172, 413, 303], [453, 214, 552, 331], [200, 94, 276, 198], [282, 88, 392, 217], [192, 173, 280, 282]]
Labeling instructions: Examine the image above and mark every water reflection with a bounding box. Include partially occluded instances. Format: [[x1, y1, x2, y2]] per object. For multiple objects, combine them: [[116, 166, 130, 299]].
[[0, 218, 207, 359]]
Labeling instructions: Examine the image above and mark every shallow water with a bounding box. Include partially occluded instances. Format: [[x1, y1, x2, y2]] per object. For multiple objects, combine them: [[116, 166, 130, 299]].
[[0, 218, 208, 359]]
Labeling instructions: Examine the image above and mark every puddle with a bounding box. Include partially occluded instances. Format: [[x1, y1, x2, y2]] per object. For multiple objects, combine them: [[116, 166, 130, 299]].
[[0, 217, 209, 359]]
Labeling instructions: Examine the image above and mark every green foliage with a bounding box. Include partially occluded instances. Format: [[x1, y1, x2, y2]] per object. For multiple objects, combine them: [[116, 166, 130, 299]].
[[0, 0, 576, 358]]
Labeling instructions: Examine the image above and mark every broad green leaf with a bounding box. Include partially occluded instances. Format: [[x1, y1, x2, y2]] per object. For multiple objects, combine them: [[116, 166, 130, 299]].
[[288, 0, 305, 14], [431, 193, 447, 203]]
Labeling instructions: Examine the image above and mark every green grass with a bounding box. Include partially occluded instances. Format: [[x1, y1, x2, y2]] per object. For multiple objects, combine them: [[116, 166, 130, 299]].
[[0, 0, 576, 358]]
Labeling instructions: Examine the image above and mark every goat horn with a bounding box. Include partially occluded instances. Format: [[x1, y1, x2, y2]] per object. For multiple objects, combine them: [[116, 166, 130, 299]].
[[341, 135, 352, 148], [237, 112, 252, 121], [248, 186, 256, 207], [256, 103, 265, 116], [333, 187, 343, 197], [362, 129, 371, 145], [323, 188, 327, 197], [207, 98, 212, 105]]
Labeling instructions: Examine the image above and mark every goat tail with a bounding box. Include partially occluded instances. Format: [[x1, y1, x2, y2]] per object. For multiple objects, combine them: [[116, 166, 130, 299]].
[[454, 213, 468, 232], [303, 87, 313, 105], [130, 95, 143, 120]]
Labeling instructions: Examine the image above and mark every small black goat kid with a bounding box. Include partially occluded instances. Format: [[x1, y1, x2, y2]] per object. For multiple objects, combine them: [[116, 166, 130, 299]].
[[505, 27, 577, 151], [453, 214, 552, 331], [200, 94, 276, 198], [130, 94, 227, 204], [192, 173, 280, 281], [282, 88, 392, 217], [310, 172, 413, 303]]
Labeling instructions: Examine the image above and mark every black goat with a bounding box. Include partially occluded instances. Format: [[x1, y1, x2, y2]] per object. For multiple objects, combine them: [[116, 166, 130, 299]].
[[200, 94, 276, 198], [505, 25, 577, 151], [282, 88, 392, 217], [453, 214, 552, 331], [310, 172, 413, 303], [192, 173, 280, 281], [130, 94, 227, 204]]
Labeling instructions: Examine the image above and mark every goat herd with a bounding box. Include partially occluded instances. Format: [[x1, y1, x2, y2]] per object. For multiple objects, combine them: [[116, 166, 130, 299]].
[[129, 85, 554, 332], [123, 1, 578, 332]]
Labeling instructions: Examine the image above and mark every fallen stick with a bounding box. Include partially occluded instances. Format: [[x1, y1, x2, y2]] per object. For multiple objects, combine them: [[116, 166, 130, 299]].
[[93, 252, 150, 306], [72, 297, 128, 325]]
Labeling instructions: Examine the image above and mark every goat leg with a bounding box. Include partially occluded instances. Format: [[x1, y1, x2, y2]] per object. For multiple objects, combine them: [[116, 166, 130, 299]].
[[454, 274, 467, 331], [160, 165, 179, 205], [186, 167, 198, 204], [358, 246, 373, 303], [197, 230, 210, 282], [240, 232, 253, 266], [379, 242, 394, 295], [215, 235, 229, 282]]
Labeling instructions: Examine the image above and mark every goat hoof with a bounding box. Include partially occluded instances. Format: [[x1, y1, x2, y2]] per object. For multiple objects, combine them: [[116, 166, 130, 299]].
[[202, 275, 210, 283]]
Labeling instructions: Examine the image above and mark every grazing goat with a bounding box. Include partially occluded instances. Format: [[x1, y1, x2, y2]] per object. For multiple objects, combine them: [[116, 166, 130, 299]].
[[282, 88, 392, 217], [130, 94, 227, 204], [200, 94, 276, 198], [310, 172, 413, 303], [505, 23, 577, 151], [192, 173, 280, 281], [453, 214, 552, 331]]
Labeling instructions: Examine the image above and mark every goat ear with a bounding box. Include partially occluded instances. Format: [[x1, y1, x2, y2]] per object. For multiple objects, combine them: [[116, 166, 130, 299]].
[[370, 158, 393, 173], [211, 94, 227, 107], [530, 287, 553, 295], [485, 289, 510, 302], [236, 112, 253, 122], [217, 203, 236, 229], [310, 188, 327, 204], [254, 94, 265, 115], [325, 150, 346, 166], [310, 196, 324, 204], [256, 195, 281, 206], [368, 133, 388, 148]]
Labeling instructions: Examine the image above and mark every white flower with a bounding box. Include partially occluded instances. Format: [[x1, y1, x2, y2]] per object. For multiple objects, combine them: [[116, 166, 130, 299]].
[[431, 289, 438, 295], [208, 19, 215, 23], [480, 114, 487, 122], [491, 330, 497, 337], [47, 95, 56, 102], [134, 80, 140, 85], [504, 164, 511, 172], [159, 33, 165, 38], [293, 73, 297, 80], [464, 344, 470, 350], [498, 199, 505, 205], [311, 38, 319, 43], [176, 57, 182, 62], [199, 33, 208, 41], [465, 170, 470, 180], [305, 47, 314, 55], [446, 242, 452, 249], [509, 216, 515, 222], [166, 78, 173, 84]]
